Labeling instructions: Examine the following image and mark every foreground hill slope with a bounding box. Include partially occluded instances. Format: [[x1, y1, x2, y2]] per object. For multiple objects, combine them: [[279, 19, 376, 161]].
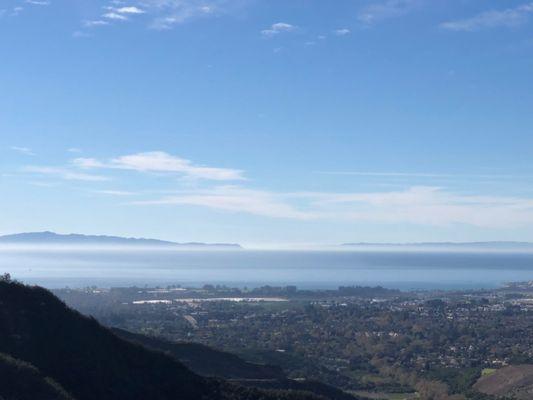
[[113, 327, 286, 380], [0, 278, 320, 400], [113, 328, 358, 400], [0, 352, 73, 400], [474, 365, 533, 399]]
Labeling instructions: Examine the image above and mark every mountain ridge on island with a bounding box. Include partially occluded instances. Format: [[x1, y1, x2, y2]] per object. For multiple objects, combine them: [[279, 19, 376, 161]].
[[341, 241, 533, 250], [0, 231, 242, 249]]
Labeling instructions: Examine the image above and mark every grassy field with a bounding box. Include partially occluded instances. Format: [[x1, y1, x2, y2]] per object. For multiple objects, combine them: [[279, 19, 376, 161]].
[[351, 391, 418, 400], [481, 368, 497, 377]]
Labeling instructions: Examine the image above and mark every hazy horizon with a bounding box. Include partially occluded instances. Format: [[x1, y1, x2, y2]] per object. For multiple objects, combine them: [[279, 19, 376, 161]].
[[3, 230, 533, 251], [4, 245, 533, 290]]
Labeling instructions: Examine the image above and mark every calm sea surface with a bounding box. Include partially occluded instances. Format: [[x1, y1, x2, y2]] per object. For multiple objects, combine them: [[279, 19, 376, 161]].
[[1, 248, 533, 290]]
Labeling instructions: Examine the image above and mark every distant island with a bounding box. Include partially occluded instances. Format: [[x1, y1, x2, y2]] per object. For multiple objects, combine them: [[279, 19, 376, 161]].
[[0, 232, 242, 249], [341, 241, 533, 250]]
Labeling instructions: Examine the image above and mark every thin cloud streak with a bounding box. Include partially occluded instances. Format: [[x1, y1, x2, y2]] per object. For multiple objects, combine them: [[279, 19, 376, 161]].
[[261, 22, 297, 37], [135, 186, 313, 220], [92, 190, 137, 196], [441, 3, 533, 32], [114, 6, 145, 14], [10, 146, 35, 156], [25, 0, 50, 5], [357, 0, 420, 25], [143, 0, 234, 30], [24, 166, 110, 182], [73, 151, 245, 181], [133, 185, 533, 229], [315, 171, 518, 179], [333, 28, 350, 36], [84, 20, 109, 27], [103, 12, 128, 20]]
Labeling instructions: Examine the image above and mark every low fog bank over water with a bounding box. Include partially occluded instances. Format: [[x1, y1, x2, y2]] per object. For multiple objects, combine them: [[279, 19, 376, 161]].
[[1, 246, 533, 290]]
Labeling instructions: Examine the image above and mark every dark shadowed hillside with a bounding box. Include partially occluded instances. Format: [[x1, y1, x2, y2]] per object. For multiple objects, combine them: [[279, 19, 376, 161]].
[[234, 379, 358, 400], [0, 277, 328, 400], [113, 328, 360, 400], [113, 327, 286, 380], [0, 353, 73, 400]]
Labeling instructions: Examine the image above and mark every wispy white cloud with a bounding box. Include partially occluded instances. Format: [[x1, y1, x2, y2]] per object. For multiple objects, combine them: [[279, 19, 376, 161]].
[[150, 15, 188, 30], [80, 3, 147, 30], [83, 20, 109, 27], [72, 30, 93, 38], [135, 186, 314, 220], [93, 189, 137, 196], [17, 148, 533, 230], [24, 166, 110, 181], [441, 3, 533, 32], [358, 0, 420, 25], [333, 28, 350, 36], [317, 187, 533, 228], [25, 0, 50, 5], [72, 157, 105, 168], [145, 0, 228, 30], [314, 171, 514, 180], [28, 181, 61, 188], [114, 6, 145, 14], [261, 22, 297, 37], [317, 171, 452, 177], [103, 12, 129, 20], [9, 0, 259, 35], [101, 4, 146, 20], [5, 1, 53, 17], [133, 185, 533, 229], [11, 6, 24, 16], [10, 146, 35, 156], [73, 151, 245, 181]]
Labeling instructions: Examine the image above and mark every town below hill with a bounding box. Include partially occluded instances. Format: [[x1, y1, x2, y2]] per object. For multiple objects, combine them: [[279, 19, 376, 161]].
[[54, 282, 533, 400]]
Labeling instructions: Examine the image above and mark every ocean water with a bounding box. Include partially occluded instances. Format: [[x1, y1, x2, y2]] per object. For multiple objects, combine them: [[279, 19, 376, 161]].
[[1, 248, 533, 291]]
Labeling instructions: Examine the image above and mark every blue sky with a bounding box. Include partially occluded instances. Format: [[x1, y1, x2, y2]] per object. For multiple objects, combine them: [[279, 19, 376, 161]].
[[1, 0, 533, 246]]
